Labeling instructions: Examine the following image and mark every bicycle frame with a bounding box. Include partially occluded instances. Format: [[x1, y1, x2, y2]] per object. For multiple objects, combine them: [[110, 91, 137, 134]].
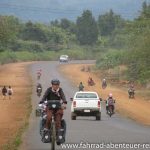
[[51, 115, 56, 150], [48, 100, 62, 150]]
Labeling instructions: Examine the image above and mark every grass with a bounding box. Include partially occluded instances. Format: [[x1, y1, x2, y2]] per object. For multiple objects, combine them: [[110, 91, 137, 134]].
[[1, 90, 32, 150], [0, 45, 97, 65]]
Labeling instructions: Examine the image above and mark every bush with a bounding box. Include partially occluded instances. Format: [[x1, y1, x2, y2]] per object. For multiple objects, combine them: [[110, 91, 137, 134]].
[[96, 49, 127, 69], [11, 40, 44, 52]]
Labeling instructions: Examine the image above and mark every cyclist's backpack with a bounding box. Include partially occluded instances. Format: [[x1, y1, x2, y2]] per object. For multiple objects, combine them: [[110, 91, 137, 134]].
[[41, 130, 51, 143]]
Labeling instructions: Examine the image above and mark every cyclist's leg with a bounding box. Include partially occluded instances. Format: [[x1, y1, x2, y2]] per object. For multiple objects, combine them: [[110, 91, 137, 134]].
[[55, 109, 63, 130], [55, 109, 63, 144], [45, 109, 53, 129]]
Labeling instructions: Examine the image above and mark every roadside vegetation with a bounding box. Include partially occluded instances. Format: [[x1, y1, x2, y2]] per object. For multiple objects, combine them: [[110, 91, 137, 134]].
[[0, 1, 149, 84]]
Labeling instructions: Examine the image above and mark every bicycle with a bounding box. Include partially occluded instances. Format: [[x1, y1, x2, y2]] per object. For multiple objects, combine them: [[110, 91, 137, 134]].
[[40, 100, 66, 150]]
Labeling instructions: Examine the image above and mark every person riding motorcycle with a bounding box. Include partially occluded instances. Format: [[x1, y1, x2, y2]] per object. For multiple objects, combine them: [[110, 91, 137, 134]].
[[79, 82, 84, 91], [128, 83, 135, 98], [102, 78, 107, 89], [106, 93, 115, 114], [88, 77, 95, 86], [39, 79, 67, 144], [37, 69, 42, 79], [36, 83, 42, 93]]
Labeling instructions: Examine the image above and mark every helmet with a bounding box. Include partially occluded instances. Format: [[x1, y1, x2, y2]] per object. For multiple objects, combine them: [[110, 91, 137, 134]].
[[51, 79, 60, 85], [103, 78, 106, 81], [109, 93, 113, 97]]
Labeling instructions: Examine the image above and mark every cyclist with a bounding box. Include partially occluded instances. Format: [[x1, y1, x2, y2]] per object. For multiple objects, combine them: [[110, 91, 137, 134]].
[[39, 79, 67, 144]]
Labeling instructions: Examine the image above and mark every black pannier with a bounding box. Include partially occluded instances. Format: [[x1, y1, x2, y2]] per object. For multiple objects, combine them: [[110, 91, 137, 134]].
[[47, 100, 61, 110]]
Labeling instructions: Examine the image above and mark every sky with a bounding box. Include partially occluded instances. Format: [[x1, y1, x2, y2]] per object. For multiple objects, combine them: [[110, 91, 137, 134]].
[[0, 0, 149, 22]]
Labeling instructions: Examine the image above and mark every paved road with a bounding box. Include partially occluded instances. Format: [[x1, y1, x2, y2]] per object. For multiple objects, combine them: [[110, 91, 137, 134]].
[[20, 61, 150, 150]]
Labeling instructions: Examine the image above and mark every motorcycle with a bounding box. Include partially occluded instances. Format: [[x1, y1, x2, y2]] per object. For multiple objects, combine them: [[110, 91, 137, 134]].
[[88, 79, 95, 86], [128, 89, 135, 99], [106, 99, 115, 117], [102, 83, 107, 89], [37, 87, 42, 97], [107, 105, 114, 117], [36, 101, 66, 150]]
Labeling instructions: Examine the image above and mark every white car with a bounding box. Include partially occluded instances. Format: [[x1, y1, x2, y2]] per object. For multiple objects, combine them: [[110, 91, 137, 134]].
[[71, 91, 102, 120], [59, 55, 69, 62]]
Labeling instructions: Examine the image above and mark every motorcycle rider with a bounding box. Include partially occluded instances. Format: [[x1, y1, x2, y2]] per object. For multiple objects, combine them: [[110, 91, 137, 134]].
[[39, 79, 67, 144], [102, 78, 107, 89], [36, 83, 42, 93], [37, 69, 42, 79], [79, 82, 84, 91], [128, 83, 135, 98], [106, 93, 115, 114], [88, 77, 95, 86]]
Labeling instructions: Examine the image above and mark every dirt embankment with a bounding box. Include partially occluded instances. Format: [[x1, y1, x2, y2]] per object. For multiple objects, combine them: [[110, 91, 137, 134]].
[[0, 62, 32, 149], [60, 64, 150, 126]]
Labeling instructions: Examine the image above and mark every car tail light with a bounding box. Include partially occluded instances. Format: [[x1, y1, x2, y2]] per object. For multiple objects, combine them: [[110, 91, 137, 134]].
[[98, 101, 100, 108], [73, 101, 76, 107]]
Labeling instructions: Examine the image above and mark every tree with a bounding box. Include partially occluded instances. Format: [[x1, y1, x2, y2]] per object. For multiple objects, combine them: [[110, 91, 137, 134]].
[[60, 18, 76, 34], [20, 21, 48, 42], [98, 9, 124, 36], [0, 15, 20, 50], [76, 10, 98, 45], [50, 19, 60, 27], [139, 1, 150, 19]]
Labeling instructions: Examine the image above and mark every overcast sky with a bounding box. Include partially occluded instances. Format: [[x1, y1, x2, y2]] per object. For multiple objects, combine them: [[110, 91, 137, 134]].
[[0, 0, 149, 22]]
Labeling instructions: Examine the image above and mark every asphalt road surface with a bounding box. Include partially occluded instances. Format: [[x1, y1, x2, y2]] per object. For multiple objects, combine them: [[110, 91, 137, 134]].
[[20, 61, 150, 150]]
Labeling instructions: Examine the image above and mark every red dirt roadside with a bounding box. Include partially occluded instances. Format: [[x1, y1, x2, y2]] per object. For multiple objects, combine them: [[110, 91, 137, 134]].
[[0, 62, 32, 149], [59, 64, 150, 126]]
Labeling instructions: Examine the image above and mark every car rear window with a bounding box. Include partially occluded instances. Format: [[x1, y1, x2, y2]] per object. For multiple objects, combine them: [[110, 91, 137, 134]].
[[60, 55, 68, 58], [76, 93, 98, 98]]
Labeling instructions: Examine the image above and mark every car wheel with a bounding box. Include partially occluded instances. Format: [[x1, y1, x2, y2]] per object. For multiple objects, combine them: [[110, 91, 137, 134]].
[[71, 112, 76, 120], [96, 112, 101, 121]]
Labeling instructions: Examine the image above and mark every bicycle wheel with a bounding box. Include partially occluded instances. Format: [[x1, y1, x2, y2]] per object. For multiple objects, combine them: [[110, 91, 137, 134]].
[[51, 122, 56, 150]]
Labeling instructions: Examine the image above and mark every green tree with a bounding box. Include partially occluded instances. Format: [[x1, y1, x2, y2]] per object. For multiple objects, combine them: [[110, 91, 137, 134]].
[[98, 9, 124, 36], [20, 21, 48, 42], [0, 15, 20, 50], [60, 18, 76, 33], [50, 19, 60, 27], [76, 10, 98, 45], [140, 1, 150, 19]]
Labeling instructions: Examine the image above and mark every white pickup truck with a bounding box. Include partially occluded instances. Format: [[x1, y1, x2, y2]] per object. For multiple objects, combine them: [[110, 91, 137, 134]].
[[71, 91, 102, 120]]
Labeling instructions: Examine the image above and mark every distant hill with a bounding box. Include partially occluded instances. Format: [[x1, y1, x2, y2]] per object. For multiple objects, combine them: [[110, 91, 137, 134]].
[[0, 0, 149, 22]]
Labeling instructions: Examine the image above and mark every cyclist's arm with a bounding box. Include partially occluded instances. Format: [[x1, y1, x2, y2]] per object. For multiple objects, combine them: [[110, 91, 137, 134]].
[[59, 88, 67, 104]]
